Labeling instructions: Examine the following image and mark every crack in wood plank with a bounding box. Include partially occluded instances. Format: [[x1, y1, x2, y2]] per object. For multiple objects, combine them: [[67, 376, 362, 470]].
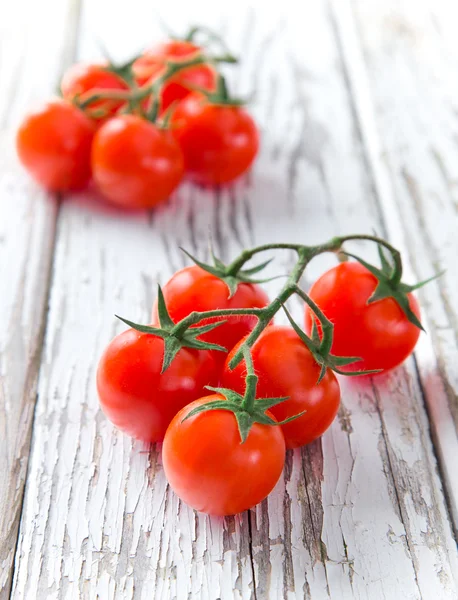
[[0, 161, 59, 600], [371, 379, 425, 600]]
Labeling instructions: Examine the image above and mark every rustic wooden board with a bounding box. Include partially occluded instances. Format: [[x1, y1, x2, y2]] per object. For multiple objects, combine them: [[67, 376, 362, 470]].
[[335, 0, 458, 530], [0, 0, 81, 596], [5, 0, 458, 598]]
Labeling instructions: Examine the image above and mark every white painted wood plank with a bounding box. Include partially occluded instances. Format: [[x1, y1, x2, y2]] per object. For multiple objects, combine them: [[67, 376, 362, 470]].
[[12, 3, 256, 599], [333, 0, 458, 529], [0, 0, 80, 596], [11, 0, 458, 598]]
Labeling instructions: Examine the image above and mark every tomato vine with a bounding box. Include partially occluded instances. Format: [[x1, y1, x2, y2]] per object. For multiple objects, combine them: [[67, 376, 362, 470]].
[[76, 53, 236, 121], [121, 233, 434, 374]]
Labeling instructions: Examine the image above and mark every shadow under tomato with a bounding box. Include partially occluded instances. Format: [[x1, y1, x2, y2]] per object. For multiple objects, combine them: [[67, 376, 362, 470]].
[[63, 172, 256, 221], [64, 182, 160, 218]]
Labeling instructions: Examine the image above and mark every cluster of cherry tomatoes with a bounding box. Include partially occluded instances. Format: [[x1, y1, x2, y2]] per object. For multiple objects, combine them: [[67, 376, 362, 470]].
[[16, 31, 259, 209], [96, 250, 422, 516]]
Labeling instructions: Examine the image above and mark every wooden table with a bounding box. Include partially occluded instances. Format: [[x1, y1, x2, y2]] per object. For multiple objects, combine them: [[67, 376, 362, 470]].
[[1, 0, 458, 598]]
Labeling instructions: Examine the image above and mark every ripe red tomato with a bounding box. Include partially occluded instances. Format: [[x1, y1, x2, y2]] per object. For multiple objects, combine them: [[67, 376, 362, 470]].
[[171, 93, 259, 185], [91, 115, 184, 209], [162, 394, 285, 515], [16, 100, 95, 192], [134, 41, 216, 111], [97, 327, 218, 443], [304, 262, 421, 372], [222, 326, 341, 449], [152, 265, 269, 356], [61, 63, 129, 121]]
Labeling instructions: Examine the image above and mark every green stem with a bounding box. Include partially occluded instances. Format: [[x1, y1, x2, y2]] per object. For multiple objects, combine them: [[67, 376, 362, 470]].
[[146, 56, 206, 120], [241, 346, 258, 413], [293, 286, 334, 356], [185, 25, 200, 42], [78, 87, 150, 109], [184, 26, 238, 63], [170, 307, 264, 338], [335, 234, 403, 283], [225, 243, 304, 275], [78, 54, 231, 116], [228, 247, 312, 368]]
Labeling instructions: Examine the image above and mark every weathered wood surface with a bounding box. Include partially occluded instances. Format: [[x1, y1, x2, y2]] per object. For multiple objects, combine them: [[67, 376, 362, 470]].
[[337, 0, 458, 530], [0, 0, 79, 597], [1, 0, 457, 598]]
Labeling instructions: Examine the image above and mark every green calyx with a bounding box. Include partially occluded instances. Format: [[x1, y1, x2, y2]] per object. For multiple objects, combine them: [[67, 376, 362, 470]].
[[182, 347, 304, 443], [283, 286, 381, 382], [205, 74, 246, 106], [181, 246, 279, 298], [184, 73, 246, 106], [103, 55, 141, 87], [343, 245, 443, 331], [184, 25, 238, 64], [116, 285, 227, 373]]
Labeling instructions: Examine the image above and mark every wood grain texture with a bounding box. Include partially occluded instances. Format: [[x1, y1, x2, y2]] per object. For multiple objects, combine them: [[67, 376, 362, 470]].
[[8, 0, 458, 598], [0, 0, 80, 596], [0, 139, 57, 600], [333, 0, 458, 529]]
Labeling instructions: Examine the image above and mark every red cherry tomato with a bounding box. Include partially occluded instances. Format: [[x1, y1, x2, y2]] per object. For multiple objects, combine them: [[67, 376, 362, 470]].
[[304, 262, 421, 372], [222, 326, 341, 449], [171, 93, 259, 185], [162, 395, 286, 515], [91, 115, 184, 209], [152, 265, 269, 356], [16, 100, 95, 192], [97, 327, 218, 442], [61, 63, 129, 121], [134, 41, 216, 111]]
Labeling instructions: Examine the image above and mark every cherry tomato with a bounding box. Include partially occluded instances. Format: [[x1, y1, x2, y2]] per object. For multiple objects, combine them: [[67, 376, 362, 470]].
[[304, 262, 421, 372], [134, 41, 216, 111], [162, 394, 285, 515], [16, 100, 95, 192], [61, 63, 129, 121], [171, 93, 259, 185], [91, 115, 184, 209], [222, 326, 341, 449], [97, 327, 218, 443], [152, 265, 269, 357]]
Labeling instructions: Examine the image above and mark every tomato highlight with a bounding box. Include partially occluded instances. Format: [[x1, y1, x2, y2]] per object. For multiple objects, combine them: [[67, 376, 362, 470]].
[[304, 262, 422, 372], [16, 100, 95, 192], [152, 265, 269, 355], [91, 115, 184, 209], [172, 93, 259, 185], [163, 394, 286, 515], [222, 326, 341, 448], [133, 41, 216, 111], [96, 327, 218, 443]]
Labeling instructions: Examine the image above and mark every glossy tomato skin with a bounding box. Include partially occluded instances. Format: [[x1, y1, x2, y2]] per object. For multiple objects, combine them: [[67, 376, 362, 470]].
[[97, 328, 218, 443], [152, 265, 270, 355], [163, 395, 285, 515], [133, 41, 216, 110], [16, 100, 95, 192], [61, 63, 128, 120], [304, 262, 421, 372], [91, 115, 184, 209], [172, 94, 259, 185], [222, 326, 341, 449]]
